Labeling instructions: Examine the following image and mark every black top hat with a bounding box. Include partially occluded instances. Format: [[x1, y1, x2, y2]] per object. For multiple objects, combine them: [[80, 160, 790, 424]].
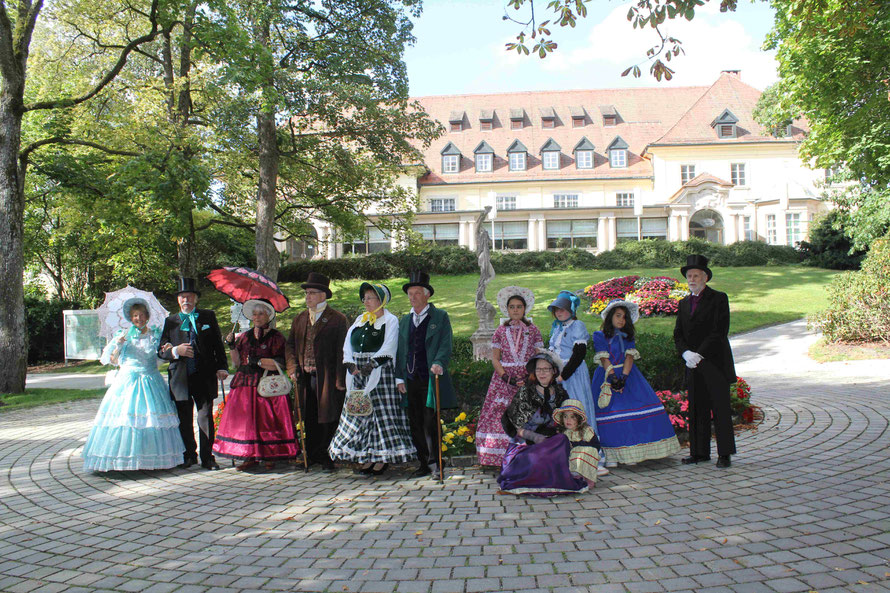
[[300, 272, 332, 299], [402, 270, 434, 296], [680, 254, 713, 281], [175, 277, 201, 296]]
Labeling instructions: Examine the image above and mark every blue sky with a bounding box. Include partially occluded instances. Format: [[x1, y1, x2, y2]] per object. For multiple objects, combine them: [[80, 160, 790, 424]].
[[403, 0, 778, 96]]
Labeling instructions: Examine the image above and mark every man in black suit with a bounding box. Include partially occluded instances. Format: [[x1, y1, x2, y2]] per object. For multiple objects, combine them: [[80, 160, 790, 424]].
[[159, 277, 229, 470], [673, 255, 737, 468]]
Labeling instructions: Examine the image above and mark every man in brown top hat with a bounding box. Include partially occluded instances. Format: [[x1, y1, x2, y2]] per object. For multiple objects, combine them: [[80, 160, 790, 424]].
[[285, 273, 348, 470]]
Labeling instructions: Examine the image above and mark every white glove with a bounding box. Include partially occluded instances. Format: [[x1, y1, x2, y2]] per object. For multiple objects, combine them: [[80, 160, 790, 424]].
[[682, 350, 702, 368]]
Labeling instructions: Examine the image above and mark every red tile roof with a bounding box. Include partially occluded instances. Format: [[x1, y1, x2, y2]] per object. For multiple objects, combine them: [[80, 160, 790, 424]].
[[411, 73, 805, 187]]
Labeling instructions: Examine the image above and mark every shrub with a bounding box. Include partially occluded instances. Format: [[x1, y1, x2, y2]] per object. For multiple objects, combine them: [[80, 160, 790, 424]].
[[25, 294, 81, 363], [810, 236, 890, 342], [798, 210, 865, 270]]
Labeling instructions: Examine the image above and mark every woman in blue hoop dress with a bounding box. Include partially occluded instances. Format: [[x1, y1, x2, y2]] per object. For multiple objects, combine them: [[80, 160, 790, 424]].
[[82, 298, 184, 472], [591, 299, 680, 467]]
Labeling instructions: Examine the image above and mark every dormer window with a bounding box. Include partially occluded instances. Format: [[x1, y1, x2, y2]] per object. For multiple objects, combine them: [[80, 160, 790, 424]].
[[573, 137, 595, 170], [570, 106, 586, 128], [474, 141, 494, 173], [510, 108, 525, 130], [599, 105, 620, 127], [507, 140, 527, 171], [539, 107, 556, 129], [607, 136, 629, 168], [448, 110, 465, 133], [440, 142, 462, 174], [711, 109, 739, 139], [479, 109, 494, 131], [540, 138, 561, 171]]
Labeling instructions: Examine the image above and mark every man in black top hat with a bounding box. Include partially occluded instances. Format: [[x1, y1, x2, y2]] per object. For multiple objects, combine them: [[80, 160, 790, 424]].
[[159, 277, 229, 469], [673, 255, 737, 468], [395, 270, 456, 479], [285, 272, 348, 470]]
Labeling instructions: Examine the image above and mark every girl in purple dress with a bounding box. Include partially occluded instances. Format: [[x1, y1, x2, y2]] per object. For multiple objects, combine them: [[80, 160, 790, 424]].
[[476, 286, 543, 467], [497, 351, 588, 496]]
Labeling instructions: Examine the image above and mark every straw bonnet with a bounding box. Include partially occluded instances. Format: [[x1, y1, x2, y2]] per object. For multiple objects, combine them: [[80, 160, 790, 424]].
[[552, 398, 587, 426]]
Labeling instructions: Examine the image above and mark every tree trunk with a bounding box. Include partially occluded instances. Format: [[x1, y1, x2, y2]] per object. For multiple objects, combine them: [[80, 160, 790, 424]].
[[0, 80, 28, 393], [253, 17, 280, 281], [177, 210, 197, 277]]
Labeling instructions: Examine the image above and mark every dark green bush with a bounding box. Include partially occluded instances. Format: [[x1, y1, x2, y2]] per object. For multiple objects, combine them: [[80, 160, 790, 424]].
[[26, 294, 81, 363], [798, 211, 865, 270]]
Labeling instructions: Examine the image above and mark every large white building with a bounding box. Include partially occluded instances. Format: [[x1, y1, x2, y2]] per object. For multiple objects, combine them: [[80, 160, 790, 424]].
[[285, 71, 828, 260]]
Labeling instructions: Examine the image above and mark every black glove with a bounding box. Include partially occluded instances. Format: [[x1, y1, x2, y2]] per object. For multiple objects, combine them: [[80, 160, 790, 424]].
[[360, 363, 375, 376], [345, 363, 358, 375], [609, 375, 626, 391], [248, 355, 261, 368]]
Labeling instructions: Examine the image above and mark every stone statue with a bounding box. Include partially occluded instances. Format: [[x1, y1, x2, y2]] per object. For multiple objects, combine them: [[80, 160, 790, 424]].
[[471, 207, 497, 360]]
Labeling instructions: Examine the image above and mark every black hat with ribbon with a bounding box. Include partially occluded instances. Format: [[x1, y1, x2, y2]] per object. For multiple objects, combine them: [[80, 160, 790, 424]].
[[300, 272, 333, 299], [175, 277, 201, 297], [402, 269, 435, 296], [680, 254, 713, 281]]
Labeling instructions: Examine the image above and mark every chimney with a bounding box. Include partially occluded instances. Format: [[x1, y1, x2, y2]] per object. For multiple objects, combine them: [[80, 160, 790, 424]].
[[722, 70, 741, 78]]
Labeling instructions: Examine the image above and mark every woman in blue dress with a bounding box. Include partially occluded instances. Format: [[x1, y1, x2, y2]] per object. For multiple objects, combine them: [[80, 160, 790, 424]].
[[82, 298, 185, 472], [590, 299, 680, 467], [547, 291, 596, 427]]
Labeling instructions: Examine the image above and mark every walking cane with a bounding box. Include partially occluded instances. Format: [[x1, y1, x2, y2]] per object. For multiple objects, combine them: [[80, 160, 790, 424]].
[[434, 374, 444, 483], [292, 382, 310, 472]]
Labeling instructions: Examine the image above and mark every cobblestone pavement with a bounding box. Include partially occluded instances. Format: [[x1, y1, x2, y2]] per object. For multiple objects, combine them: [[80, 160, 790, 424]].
[[2, 320, 889, 593]]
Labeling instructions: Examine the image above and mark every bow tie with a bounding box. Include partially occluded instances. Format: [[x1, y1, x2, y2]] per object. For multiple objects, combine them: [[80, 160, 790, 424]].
[[179, 311, 198, 332], [127, 325, 148, 340]]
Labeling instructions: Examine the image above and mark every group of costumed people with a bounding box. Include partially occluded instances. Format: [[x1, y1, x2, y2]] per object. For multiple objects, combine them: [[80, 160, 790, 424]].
[[82, 254, 737, 495], [82, 271, 456, 481]]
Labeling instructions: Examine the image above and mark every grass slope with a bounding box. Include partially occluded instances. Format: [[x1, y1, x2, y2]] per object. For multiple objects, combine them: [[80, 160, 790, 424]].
[[0, 388, 105, 412], [200, 266, 839, 338]]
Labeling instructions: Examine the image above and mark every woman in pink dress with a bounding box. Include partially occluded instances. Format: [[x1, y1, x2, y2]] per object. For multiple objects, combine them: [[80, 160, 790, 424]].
[[475, 286, 543, 467], [213, 299, 298, 470]]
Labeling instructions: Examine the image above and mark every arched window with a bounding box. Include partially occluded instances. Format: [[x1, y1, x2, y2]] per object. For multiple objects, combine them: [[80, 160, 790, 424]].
[[689, 209, 724, 243]]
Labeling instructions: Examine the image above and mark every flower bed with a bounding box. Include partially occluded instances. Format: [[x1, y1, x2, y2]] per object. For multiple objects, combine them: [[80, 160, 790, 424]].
[[656, 376, 755, 432], [583, 275, 689, 317]]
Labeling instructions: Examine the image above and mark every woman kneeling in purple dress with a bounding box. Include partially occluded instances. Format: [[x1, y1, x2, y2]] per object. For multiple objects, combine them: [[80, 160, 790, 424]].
[[498, 351, 588, 496]]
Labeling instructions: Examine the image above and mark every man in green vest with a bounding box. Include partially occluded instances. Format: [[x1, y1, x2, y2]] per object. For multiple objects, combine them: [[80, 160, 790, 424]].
[[396, 270, 456, 479]]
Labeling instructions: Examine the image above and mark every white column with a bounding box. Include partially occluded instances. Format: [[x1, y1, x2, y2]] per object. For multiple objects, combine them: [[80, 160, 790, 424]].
[[537, 218, 546, 251], [467, 220, 476, 251], [527, 219, 537, 251], [725, 213, 738, 244], [607, 216, 617, 251], [597, 217, 607, 252], [668, 214, 680, 241], [679, 214, 689, 240]]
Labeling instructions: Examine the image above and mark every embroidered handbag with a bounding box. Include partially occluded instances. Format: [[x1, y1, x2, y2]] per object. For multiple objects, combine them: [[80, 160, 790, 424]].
[[344, 389, 373, 416], [258, 360, 292, 398]]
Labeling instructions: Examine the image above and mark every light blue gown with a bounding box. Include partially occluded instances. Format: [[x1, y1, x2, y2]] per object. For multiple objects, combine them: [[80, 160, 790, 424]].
[[548, 319, 596, 429], [82, 327, 184, 472]]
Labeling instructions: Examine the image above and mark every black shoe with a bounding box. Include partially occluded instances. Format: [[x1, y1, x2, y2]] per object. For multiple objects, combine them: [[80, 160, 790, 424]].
[[179, 455, 198, 469], [409, 466, 432, 479], [370, 463, 389, 476], [357, 463, 375, 475], [681, 455, 711, 465], [201, 459, 220, 470], [321, 459, 336, 472], [716, 455, 732, 468]]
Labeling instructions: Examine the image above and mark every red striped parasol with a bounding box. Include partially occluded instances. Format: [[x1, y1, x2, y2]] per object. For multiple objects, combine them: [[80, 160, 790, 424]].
[[206, 267, 290, 312]]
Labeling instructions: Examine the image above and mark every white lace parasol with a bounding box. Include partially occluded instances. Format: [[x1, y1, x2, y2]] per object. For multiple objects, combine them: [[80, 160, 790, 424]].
[[95, 286, 169, 339]]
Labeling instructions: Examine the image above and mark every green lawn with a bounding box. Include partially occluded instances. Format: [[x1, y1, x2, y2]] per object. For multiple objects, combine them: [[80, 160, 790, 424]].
[[0, 388, 105, 412], [200, 265, 840, 338]]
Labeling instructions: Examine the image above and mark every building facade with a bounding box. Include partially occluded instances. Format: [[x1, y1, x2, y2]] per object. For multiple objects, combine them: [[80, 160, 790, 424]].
[[286, 71, 828, 260]]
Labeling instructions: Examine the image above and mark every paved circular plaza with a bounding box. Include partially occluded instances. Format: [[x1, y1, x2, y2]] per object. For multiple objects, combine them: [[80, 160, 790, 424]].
[[2, 320, 889, 593]]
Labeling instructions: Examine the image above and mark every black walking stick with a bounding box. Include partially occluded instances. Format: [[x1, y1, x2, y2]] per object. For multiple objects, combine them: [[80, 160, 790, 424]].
[[292, 382, 310, 472], [435, 374, 444, 483]]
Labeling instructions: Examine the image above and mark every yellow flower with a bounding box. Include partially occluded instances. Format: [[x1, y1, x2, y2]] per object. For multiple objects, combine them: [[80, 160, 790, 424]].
[[456, 412, 467, 422], [441, 444, 448, 452], [466, 436, 474, 443], [446, 432, 455, 439], [457, 426, 469, 436]]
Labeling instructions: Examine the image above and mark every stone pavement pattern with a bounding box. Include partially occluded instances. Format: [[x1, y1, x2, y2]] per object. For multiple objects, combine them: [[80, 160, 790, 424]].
[[2, 320, 889, 593]]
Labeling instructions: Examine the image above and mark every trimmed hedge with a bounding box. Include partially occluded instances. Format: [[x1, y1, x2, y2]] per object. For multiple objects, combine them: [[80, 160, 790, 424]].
[[279, 240, 803, 283]]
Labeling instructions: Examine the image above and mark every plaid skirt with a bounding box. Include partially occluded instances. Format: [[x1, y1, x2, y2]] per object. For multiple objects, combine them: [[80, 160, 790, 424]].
[[328, 354, 416, 463]]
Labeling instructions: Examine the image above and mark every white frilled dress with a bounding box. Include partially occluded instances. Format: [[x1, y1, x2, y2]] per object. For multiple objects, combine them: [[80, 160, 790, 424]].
[[328, 311, 416, 464], [548, 319, 596, 427], [82, 327, 185, 472]]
